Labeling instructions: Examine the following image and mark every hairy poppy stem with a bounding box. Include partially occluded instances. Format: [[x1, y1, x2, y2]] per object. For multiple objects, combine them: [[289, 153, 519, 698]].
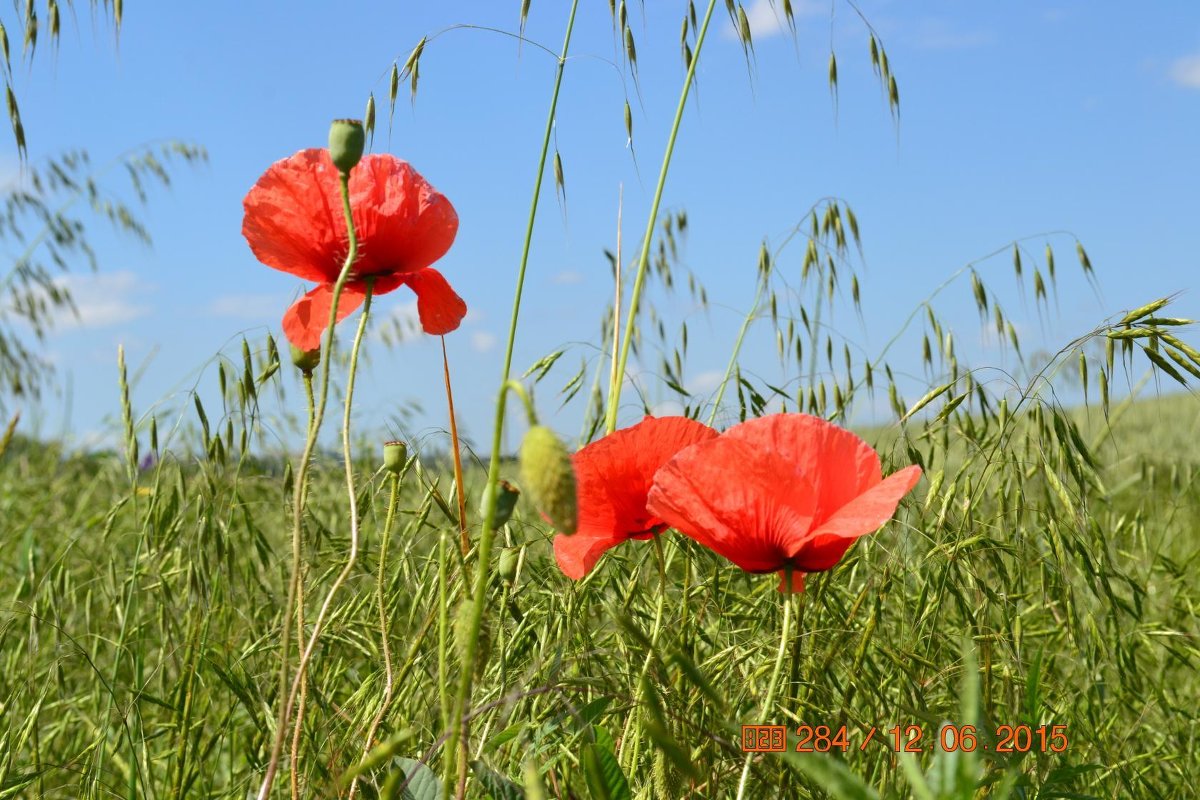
[[289, 372, 316, 800], [736, 577, 795, 800], [620, 535, 671, 772], [350, 466, 406, 800], [444, 2, 581, 796], [258, 169, 362, 800], [605, 0, 718, 434], [288, 280, 374, 776]]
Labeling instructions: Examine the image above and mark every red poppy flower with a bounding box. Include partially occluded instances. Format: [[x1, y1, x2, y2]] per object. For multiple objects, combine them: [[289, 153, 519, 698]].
[[242, 149, 465, 350], [552, 416, 718, 580], [645, 414, 921, 592]]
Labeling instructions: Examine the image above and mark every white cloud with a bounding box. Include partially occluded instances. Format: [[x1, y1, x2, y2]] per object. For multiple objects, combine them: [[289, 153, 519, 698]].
[[651, 399, 685, 417], [1168, 55, 1200, 89], [722, 0, 820, 42], [0, 154, 22, 190], [470, 331, 497, 353], [55, 271, 150, 330], [912, 19, 993, 51], [207, 292, 280, 319], [687, 369, 725, 394], [551, 270, 584, 285]]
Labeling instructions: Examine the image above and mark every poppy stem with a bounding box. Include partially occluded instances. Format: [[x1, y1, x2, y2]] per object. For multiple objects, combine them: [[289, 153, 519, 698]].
[[621, 535, 671, 772], [501, 379, 538, 427], [351, 466, 406, 800], [288, 281, 374, 773], [445, 2, 581, 795], [258, 169, 363, 800], [736, 576, 795, 800], [604, 0, 719, 434], [289, 372, 316, 800], [441, 337, 470, 556]]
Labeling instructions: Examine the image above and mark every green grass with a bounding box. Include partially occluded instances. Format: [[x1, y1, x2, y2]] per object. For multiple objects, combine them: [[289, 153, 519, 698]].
[[1, 387, 1196, 798], [2, 4, 1199, 798]]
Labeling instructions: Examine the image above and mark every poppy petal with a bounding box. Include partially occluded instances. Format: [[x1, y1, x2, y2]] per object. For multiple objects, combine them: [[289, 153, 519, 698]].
[[243, 149, 345, 283], [553, 416, 717, 580], [647, 437, 820, 574], [723, 414, 883, 526], [348, 155, 459, 277], [281, 283, 368, 351], [789, 464, 922, 572], [777, 570, 806, 593], [402, 268, 467, 335], [553, 525, 624, 580]]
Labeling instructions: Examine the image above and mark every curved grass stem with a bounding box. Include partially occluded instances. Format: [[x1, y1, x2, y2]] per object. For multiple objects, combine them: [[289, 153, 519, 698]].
[[443, 3, 581, 796]]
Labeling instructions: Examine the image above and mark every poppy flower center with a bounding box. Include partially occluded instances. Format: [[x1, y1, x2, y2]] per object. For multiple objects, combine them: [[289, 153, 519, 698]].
[[628, 520, 668, 540]]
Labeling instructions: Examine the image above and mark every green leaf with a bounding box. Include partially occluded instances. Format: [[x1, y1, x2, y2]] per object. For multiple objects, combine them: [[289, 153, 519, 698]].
[[470, 760, 525, 800], [336, 730, 416, 788], [582, 743, 631, 800], [382, 756, 442, 800], [779, 752, 880, 800]]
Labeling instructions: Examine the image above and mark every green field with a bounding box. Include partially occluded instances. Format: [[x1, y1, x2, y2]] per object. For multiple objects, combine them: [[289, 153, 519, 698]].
[[2, 3, 1198, 798], [2, 385, 1196, 798]]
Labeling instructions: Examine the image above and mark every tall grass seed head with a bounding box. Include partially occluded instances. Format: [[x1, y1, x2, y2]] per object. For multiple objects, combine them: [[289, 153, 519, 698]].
[[328, 118, 365, 174], [453, 599, 491, 683], [519, 425, 578, 535]]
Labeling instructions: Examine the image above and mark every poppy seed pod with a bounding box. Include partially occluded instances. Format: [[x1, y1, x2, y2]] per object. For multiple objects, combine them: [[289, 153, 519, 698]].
[[383, 440, 408, 475], [290, 344, 321, 374], [482, 479, 521, 528], [519, 426, 578, 535], [328, 118, 366, 174]]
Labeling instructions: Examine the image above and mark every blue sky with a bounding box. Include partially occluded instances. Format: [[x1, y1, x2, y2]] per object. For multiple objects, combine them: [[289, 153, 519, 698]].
[[2, 0, 1198, 455]]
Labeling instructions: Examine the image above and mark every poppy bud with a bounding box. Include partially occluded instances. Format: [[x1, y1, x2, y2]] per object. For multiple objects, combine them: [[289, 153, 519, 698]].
[[328, 118, 366, 174], [482, 479, 521, 528], [290, 344, 321, 374], [519, 426, 577, 535], [498, 547, 520, 583], [383, 440, 408, 475]]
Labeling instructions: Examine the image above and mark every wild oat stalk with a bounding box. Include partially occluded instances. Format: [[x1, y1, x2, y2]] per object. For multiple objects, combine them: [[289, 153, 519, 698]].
[[605, 0, 719, 434], [444, 2, 581, 796]]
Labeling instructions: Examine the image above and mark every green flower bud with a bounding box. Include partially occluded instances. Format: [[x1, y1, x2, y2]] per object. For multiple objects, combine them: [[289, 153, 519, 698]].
[[482, 479, 521, 528], [290, 344, 321, 374], [383, 440, 408, 475], [498, 547, 520, 583], [328, 118, 366, 174], [518, 425, 577, 535]]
